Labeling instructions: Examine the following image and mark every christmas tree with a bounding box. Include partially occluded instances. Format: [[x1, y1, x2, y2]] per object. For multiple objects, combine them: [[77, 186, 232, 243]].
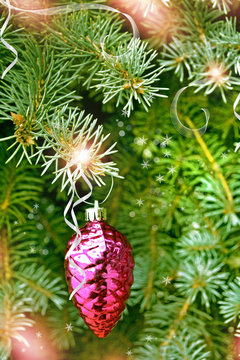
[[1, 0, 240, 359]]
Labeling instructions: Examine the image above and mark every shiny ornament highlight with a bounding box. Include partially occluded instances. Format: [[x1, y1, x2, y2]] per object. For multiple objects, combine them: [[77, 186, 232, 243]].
[[64, 219, 134, 338]]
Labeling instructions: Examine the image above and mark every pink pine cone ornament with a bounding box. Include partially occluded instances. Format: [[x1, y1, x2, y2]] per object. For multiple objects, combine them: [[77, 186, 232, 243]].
[[64, 219, 134, 338]]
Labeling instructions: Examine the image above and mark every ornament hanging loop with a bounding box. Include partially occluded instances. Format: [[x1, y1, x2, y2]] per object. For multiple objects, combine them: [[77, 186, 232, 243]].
[[84, 175, 114, 207], [85, 200, 107, 221]]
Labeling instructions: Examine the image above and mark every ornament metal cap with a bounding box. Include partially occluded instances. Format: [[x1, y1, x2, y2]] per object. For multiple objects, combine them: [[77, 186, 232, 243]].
[[85, 200, 107, 221]]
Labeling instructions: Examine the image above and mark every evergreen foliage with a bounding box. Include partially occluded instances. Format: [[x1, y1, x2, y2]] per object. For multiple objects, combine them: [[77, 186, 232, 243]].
[[1, 0, 240, 359]]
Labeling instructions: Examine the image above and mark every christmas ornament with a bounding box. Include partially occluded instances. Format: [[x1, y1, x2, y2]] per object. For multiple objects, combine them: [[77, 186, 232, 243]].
[[64, 201, 134, 338]]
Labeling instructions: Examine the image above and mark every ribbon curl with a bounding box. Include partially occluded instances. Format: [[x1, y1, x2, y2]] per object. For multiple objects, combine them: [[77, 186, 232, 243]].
[[233, 92, 240, 121], [0, 0, 140, 78], [64, 167, 93, 300], [171, 86, 210, 138], [0, 0, 18, 79]]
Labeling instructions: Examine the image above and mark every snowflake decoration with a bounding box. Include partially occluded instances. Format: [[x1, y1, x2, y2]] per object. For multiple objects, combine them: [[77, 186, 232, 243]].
[[163, 135, 172, 145], [126, 349, 132, 357], [145, 335, 153, 342], [136, 198, 144, 206], [122, 108, 128, 117], [164, 150, 171, 158], [33, 203, 39, 210], [65, 323, 73, 332], [168, 165, 176, 176], [30, 246, 36, 253], [156, 174, 164, 183], [162, 276, 171, 285], [136, 136, 148, 145], [142, 160, 150, 169]]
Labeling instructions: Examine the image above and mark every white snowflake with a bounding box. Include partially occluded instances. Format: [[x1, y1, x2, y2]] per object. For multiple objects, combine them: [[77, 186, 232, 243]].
[[145, 335, 153, 342], [122, 109, 128, 117], [126, 349, 132, 356], [163, 135, 172, 145], [36, 331, 42, 338], [142, 160, 150, 169], [30, 246, 36, 253], [65, 323, 73, 332], [168, 165, 176, 176], [221, 152, 227, 159], [136, 198, 144, 207], [156, 175, 164, 183], [164, 150, 171, 158], [33, 203, 39, 211], [162, 276, 171, 285], [136, 136, 148, 146]]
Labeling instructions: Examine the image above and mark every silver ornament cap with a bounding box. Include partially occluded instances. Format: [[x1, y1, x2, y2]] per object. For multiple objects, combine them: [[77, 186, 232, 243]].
[[85, 200, 107, 221]]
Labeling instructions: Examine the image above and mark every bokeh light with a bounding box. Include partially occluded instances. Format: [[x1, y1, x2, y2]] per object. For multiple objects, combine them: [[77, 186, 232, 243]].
[[11, 316, 59, 360], [108, 0, 176, 45]]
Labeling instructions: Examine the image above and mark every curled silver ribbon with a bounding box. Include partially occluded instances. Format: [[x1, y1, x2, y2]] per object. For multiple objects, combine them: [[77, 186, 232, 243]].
[[234, 92, 240, 121], [0, 0, 18, 79], [233, 94, 240, 152], [0, 1, 140, 78], [64, 167, 93, 300], [170, 86, 210, 138]]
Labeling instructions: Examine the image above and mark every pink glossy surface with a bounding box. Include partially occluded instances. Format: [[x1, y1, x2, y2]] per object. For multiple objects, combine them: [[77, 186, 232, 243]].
[[64, 220, 134, 338]]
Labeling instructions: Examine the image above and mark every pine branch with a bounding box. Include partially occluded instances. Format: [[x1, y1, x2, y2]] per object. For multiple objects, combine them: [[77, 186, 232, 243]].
[[47, 11, 167, 115], [0, 285, 35, 358], [13, 264, 66, 314], [0, 148, 42, 226]]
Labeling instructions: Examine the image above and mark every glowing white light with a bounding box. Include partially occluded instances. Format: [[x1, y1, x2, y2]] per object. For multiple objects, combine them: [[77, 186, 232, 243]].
[[207, 64, 226, 84], [71, 149, 91, 166], [210, 67, 221, 78]]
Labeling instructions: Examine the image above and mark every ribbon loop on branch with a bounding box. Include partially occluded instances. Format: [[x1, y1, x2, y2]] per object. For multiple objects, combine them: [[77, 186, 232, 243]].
[[0, 0, 18, 79], [0, 1, 140, 78], [171, 86, 210, 138], [64, 166, 93, 300]]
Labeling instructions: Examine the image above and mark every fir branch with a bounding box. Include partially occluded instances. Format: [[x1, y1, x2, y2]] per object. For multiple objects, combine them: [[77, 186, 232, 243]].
[[48, 11, 167, 115], [13, 264, 66, 315], [33, 106, 121, 189], [184, 116, 234, 202], [95, 39, 168, 116], [0, 151, 42, 225], [0, 227, 11, 283], [219, 278, 240, 326], [176, 230, 220, 259], [48, 305, 86, 350], [163, 328, 211, 360], [176, 255, 228, 308], [0, 285, 34, 357]]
